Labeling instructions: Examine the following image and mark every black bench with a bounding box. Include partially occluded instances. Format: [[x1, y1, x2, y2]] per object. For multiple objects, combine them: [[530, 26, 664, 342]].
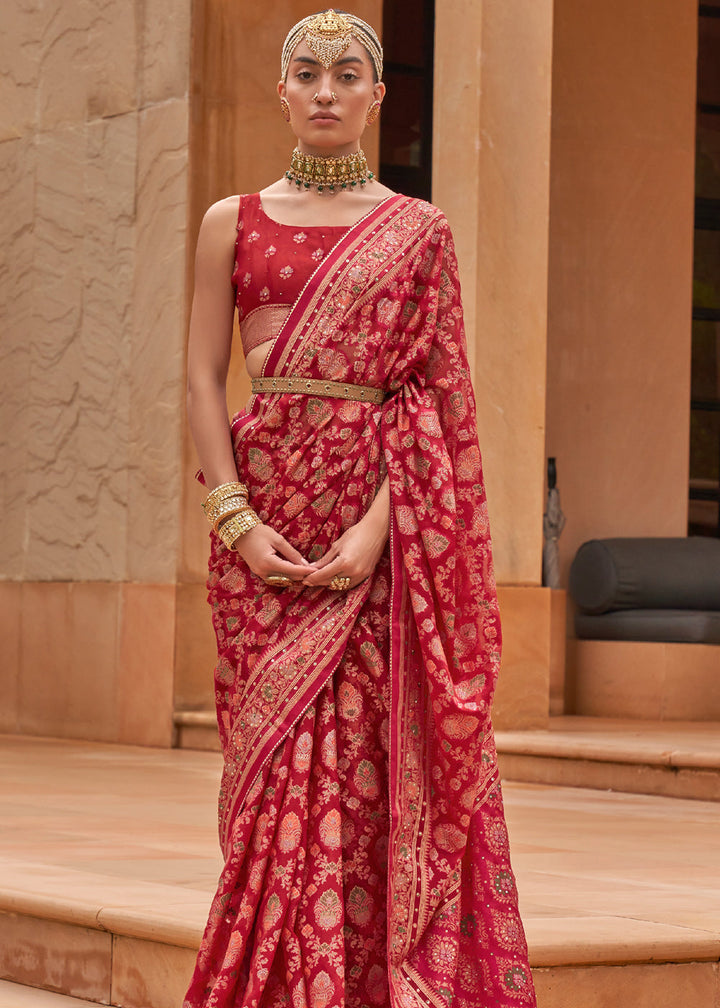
[[569, 537, 720, 644]]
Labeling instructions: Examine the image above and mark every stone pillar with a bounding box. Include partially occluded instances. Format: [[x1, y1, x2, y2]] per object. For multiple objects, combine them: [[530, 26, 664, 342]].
[[0, 0, 191, 745], [433, 0, 556, 728], [545, 0, 697, 715], [546, 0, 696, 580]]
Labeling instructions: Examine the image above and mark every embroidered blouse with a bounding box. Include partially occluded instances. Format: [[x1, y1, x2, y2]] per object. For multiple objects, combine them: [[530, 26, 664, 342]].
[[232, 193, 348, 356]]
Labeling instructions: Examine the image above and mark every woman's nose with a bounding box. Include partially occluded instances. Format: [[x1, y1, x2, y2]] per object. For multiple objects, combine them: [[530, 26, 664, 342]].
[[314, 77, 336, 103]]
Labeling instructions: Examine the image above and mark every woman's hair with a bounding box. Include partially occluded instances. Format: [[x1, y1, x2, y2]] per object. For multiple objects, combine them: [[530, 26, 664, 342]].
[[281, 10, 383, 83]]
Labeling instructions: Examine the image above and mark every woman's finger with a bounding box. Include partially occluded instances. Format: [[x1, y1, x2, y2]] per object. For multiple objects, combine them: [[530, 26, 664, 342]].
[[271, 533, 313, 567], [302, 554, 354, 586], [308, 549, 338, 571], [258, 558, 312, 580]]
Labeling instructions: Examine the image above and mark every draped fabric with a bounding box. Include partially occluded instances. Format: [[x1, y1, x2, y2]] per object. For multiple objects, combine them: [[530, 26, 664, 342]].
[[184, 195, 536, 1008]]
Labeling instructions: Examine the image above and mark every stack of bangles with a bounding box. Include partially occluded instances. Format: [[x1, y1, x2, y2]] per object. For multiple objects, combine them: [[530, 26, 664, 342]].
[[202, 481, 261, 549]]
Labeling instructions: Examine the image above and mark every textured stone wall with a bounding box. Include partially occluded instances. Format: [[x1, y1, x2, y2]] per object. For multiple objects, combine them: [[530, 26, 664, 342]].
[[0, 0, 191, 745], [0, 0, 190, 584]]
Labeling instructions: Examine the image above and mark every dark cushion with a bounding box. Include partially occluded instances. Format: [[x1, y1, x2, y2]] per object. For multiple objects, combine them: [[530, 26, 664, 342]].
[[575, 609, 720, 644], [569, 537, 720, 614]]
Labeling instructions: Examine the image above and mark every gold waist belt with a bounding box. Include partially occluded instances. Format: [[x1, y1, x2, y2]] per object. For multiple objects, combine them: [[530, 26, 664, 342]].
[[251, 376, 385, 405]]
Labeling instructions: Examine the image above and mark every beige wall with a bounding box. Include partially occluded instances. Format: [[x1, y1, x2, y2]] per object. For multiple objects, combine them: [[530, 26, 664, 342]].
[[0, 0, 191, 744], [546, 0, 696, 582]]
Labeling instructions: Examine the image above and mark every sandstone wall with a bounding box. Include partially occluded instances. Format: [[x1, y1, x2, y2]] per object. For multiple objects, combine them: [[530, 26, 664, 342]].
[[0, 0, 191, 744]]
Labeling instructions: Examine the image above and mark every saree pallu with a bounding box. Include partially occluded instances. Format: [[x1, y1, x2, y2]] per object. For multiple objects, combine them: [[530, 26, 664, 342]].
[[184, 195, 536, 1008]]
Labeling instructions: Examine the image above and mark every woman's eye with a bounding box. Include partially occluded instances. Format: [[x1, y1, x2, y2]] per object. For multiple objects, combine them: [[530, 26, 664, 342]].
[[297, 71, 314, 80], [340, 72, 358, 81]]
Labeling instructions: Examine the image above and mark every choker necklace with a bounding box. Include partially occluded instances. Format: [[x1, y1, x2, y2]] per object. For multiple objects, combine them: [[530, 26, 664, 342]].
[[285, 148, 374, 193]]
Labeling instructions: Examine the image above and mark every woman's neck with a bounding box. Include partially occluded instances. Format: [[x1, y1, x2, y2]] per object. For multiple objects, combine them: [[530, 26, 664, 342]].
[[296, 141, 362, 159]]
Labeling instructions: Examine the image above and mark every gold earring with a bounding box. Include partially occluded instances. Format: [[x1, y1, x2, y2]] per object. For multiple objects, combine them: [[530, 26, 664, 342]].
[[366, 100, 381, 125], [280, 97, 291, 122]]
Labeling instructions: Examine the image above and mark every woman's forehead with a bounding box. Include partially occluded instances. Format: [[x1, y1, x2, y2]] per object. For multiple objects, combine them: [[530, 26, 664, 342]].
[[288, 38, 372, 71]]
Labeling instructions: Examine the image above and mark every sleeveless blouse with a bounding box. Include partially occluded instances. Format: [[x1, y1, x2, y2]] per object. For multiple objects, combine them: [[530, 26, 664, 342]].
[[232, 193, 348, 356]]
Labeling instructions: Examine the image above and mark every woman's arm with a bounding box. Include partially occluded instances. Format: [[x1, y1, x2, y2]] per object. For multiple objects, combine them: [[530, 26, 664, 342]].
[[187, 197, 313, 581], [186, 198, 240, 490]]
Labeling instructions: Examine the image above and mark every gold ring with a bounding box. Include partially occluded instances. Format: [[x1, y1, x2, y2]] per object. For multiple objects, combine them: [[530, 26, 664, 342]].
[[266, 574, 292, 588], [329, 576, 351, 591]]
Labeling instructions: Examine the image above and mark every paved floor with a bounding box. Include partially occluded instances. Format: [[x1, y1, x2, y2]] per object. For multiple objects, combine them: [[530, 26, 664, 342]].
[[1, 734, 719, 969]]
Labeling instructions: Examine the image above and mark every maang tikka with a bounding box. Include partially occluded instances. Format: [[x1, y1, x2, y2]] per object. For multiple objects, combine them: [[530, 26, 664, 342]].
[[281, 10, 383, 81]]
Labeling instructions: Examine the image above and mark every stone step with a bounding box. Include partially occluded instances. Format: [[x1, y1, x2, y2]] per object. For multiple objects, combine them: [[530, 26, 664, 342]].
[[173, 709, 219, 751], [0, 980, 103, 1007], [496, 716, 720, 800], [1, 735, 719, 1008], [567, 639, 720, 721], [182, 710, 720, 800]]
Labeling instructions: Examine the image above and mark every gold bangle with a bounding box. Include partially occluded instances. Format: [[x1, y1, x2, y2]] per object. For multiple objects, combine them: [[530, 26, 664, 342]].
[[205, 496, 249, 530], [211, 502, 249, 533], [217, 509, 261, 549], [202, 482, 249, 514]]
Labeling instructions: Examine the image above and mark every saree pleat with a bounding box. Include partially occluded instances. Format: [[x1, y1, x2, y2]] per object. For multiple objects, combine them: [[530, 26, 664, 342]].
[[184, 196, 536, 1008]]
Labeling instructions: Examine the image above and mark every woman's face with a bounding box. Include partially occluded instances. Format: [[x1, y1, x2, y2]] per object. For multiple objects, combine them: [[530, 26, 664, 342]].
[[278, 39, 384, 156]]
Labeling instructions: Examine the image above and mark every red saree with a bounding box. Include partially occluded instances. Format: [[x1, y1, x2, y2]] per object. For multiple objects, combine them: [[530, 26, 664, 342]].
[[184, 195, 536, 1008]]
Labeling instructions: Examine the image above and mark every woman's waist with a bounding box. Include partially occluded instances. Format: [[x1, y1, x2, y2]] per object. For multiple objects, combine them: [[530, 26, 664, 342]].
[[230, 384, 386, 442]]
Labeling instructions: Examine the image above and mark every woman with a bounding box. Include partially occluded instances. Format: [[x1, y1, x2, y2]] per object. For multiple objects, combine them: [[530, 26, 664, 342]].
[[184, 10, 536, 1008]]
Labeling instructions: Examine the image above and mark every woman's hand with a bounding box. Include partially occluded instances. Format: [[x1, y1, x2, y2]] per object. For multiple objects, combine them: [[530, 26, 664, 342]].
[[302, 478, 391, 590], [233, 524, 315, 583]]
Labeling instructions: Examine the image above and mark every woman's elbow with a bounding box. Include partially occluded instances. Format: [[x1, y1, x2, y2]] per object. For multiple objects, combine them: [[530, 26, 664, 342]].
[[187, 366, 226, 399], [186, 373, 227, 424]]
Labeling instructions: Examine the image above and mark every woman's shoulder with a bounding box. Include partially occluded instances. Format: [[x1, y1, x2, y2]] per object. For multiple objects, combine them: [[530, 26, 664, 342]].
[[195, 196, 246, 263], [202, 194, 244, 227]]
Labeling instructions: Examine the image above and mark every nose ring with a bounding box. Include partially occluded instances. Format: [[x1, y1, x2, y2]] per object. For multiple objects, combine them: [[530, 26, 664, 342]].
[[312, 92, 338, 104], [330, 91, 337, 103]]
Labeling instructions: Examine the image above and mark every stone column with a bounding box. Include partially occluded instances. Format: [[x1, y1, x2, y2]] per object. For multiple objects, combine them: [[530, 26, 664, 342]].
[[433, 0, 556, 727], [0, 0, 191, 745], [545, 0, 696, 716], [546, 0, 696, 579]]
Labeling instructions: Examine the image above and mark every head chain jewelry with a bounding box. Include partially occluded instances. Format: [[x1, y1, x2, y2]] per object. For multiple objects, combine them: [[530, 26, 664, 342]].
[[281, 10, 383, 82]]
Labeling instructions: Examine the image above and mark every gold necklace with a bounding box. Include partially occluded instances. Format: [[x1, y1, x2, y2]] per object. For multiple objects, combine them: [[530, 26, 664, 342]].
[[285, 148, 374, 193]]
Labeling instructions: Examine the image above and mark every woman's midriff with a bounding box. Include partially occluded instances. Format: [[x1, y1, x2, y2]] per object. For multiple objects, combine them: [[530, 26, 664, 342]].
[[244, 339, 274, 378]]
